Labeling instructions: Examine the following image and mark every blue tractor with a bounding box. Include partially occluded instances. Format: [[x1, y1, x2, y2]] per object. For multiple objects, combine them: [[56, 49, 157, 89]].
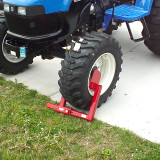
[[0, 0, 159, 109]]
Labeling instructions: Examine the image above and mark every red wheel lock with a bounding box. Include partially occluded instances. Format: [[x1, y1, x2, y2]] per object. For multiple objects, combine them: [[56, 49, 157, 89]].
[[47, 69, 102, 121]]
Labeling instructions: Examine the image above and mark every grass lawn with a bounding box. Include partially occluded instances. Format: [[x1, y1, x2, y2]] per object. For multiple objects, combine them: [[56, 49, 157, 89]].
[[0, 76, 160, 160]]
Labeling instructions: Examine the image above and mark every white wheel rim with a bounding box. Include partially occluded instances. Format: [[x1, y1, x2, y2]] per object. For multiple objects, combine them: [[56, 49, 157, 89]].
[[88, 53, 116, 95], [2, 35, 26, 63]]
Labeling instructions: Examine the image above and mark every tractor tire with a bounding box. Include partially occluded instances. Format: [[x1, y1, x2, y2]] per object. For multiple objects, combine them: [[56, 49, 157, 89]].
[[0, 20, 34, 75], [58, 32, 123, 110], [143, 0, 160, 55]]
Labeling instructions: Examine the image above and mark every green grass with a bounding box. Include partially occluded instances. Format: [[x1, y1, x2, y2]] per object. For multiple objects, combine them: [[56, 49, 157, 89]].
[[0, 76, 160, 160]]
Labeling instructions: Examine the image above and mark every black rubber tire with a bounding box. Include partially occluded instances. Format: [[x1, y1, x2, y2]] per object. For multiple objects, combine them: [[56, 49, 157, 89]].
[[58, 32, 123, 110], [0, 20, 34, 75], [143, 0, 160, 55]]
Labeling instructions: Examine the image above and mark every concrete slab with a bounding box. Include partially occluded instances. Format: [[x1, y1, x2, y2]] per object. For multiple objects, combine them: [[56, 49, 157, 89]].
[[1, 22, 160, 143], [2, 57, 61, 96]]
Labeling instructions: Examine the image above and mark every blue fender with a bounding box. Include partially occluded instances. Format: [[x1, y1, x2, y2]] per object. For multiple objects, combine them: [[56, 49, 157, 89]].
[[3, 0, 73, 14]]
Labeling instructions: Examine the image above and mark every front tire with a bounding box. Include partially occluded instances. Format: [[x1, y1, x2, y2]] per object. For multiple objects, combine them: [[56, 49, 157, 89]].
[[58, 32, 123, 110], [0, 21, 34, 75]]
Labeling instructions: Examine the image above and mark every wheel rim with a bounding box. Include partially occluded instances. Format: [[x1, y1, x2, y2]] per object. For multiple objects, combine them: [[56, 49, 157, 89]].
[[2, 35, 26, 63], [88, 53, 116, 95]]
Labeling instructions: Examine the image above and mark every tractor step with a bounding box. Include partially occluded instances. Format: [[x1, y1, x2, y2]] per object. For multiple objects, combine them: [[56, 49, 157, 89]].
[[47, 69, 102, 122], [126, 18, 150, 42]]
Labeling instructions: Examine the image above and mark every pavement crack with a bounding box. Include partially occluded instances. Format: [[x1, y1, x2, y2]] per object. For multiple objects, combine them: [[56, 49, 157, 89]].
[[48, 91, 60, 97], [124, 42, 144, 55]]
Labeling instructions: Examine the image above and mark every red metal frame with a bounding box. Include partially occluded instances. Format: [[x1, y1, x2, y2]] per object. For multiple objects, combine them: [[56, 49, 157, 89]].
[[47, 69, 102, 121]]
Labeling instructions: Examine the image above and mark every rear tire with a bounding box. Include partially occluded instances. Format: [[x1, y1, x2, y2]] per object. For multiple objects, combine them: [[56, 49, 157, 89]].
[[0, 20, 34, 75], [58, 32, 123, 110], [143, 0, 160, 55]]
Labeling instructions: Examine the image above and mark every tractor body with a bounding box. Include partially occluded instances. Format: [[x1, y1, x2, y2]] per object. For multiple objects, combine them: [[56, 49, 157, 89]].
[[3, 0, 154, 45], [1, 0, 155, 71], [3, 0, 90, 42]]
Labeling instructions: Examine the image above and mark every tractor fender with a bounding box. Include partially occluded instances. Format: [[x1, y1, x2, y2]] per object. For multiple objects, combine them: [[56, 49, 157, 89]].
[[3, 0, 73, 14]]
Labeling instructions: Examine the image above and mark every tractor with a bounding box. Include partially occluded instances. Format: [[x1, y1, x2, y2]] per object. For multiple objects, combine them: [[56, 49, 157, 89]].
[[0, 0, 159, 110]]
